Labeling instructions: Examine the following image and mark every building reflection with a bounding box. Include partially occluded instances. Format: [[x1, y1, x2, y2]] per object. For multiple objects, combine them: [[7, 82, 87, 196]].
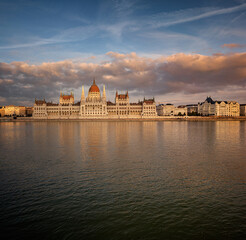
[[1, 120, 246, 196], [158, 121, 246, 195], [78, 122, 109, 161]]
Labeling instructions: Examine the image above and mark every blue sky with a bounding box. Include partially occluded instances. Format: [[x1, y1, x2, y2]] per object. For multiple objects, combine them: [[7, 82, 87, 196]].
[[0, 0, 246, 105], [1, 0, 246, 62]]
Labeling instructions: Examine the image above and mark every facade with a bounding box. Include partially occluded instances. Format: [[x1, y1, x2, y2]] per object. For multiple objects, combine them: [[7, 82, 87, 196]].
[[1, 105, 26, 116], [107, 92, 156, 117], [33, 80, 157, 119], [240, 104, 246, 116], [186, 104, 198, 115], [0, 106, 33, 117], [26, 107, 34, 116], [156, 104, 187, 116], [157, 104, 174, 116], [0, 107, 4, 117], [198, 97, 240, 116]]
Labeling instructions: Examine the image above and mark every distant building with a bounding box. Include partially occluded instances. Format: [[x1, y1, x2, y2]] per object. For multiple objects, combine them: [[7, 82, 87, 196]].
[[240, 104, 246, 116], [25, 107, 34, 117], [0, 106, 33, 117], [156, 103, 175, 116], [156, 104, 174, 116], [0, 107, 4, 117], [2, 105, 26, 116], [198, 97, 240, 116], [156, 104, 187, 116], [186, 104, 198, 115], [175, 105, 187, 116], [33, 80, 157, 119]]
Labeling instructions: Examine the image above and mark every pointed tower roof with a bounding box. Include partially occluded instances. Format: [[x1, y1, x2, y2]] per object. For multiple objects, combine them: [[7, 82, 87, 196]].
[[103, 84, 106, 97], [205, 96, 215, 104]]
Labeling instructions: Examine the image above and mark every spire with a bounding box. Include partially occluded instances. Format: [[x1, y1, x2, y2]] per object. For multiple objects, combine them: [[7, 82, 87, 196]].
[[103, 85, 106, 97], [81, 85, 85, 101], [93, 78, 96, 85], [116, 90, 118, 97]]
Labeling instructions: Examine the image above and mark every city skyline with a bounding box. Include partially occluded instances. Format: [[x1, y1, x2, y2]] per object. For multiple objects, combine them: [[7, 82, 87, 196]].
[[0, 0, 246, 106]]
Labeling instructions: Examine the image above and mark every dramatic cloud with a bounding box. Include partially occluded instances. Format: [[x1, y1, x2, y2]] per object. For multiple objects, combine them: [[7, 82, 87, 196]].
[[1, 52, 246, 106], [222, 43, 245, 49]]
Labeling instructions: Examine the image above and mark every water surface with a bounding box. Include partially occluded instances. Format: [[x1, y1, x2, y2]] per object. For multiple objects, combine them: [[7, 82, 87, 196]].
[[0, 121, 246, 239]]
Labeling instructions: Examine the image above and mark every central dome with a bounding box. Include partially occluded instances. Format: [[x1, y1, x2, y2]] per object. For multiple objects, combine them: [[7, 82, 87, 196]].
[[89, 79, 100, 93]]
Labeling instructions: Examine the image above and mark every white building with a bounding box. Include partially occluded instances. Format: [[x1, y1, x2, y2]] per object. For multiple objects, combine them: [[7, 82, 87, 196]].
[[186, 104, 198, 115], [80, 80, 107, 117], [156, 104, 187, 116], [198, 97, 240, 116], [33, 80, 157, 119], [1, 105, 26, 116]]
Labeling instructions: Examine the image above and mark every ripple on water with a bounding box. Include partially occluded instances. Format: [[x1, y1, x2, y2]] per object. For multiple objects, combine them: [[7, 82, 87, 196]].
[[0, 121, 246, 240]]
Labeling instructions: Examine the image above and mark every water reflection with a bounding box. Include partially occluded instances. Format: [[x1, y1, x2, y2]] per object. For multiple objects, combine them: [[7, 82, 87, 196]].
[[1, 121, 246, 240]]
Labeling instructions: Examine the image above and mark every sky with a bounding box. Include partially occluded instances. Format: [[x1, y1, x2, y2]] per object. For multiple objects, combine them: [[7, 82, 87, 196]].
[[0, 0, 246, 106]]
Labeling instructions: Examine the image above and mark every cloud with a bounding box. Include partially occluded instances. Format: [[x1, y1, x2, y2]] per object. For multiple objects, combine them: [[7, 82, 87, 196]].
[[221, 43, 245, 49], [0, 52, 246, 106], [112, 0, 137, 18], [146, 3, 246, 28], [1, 2, 246, 51]]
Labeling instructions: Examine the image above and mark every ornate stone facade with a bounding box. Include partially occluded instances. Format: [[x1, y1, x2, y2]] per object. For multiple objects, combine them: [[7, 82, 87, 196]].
[[33, 80, 157, 119], [198, 97, 240, 116]]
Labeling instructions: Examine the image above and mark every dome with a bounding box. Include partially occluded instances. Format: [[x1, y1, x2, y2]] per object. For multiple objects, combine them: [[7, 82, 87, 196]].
[[89, 79, 100, 93]]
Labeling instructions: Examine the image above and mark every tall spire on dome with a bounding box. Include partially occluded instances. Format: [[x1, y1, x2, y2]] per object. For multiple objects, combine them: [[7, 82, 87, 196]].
[[93, 78, 96, 85]]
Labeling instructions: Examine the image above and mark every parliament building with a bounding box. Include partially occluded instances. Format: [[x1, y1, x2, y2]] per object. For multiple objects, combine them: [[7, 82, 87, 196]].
[[33, 80, 157, 119]]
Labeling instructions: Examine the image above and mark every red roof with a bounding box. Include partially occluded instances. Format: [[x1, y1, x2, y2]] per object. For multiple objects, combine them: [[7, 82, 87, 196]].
[[107, 101, 116, 106], [118, 94, 127, 99], [144, 99, 155, 104], [116, 91, 128, 99], [61, 95, 74, 100], [89, 79, 100, 93]]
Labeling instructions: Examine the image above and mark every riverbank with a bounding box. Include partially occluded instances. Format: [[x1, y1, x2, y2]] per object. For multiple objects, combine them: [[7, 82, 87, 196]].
[[1, 116, 246, 122]]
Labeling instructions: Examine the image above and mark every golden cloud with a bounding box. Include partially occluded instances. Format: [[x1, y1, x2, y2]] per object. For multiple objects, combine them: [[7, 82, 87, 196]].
[[221, 43, 245, 49], [0, 52, 246, 105]]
